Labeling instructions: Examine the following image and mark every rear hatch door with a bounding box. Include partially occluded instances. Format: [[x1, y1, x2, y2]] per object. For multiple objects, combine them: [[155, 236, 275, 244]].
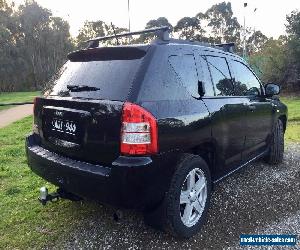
[[35, 46, 149, 165]]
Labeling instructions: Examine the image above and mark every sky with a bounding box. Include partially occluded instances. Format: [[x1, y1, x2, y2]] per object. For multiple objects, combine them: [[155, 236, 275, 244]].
[[13, 0, 299, 38]]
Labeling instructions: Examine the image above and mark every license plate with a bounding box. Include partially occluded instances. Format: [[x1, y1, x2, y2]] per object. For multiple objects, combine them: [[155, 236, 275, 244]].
[[51, 119, 77, 135]]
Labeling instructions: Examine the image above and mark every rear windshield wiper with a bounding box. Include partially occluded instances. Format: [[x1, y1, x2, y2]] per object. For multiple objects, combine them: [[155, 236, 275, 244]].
[[66, 85, 100, 92]]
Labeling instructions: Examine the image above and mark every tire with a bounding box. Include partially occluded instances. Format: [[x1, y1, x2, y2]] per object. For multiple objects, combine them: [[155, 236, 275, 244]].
[[264, 119, 284, 165], [144, 154, 212, 238]]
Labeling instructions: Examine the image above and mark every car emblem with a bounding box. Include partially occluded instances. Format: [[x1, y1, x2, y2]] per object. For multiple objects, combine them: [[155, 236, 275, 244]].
[[55, 111, 63, 117]]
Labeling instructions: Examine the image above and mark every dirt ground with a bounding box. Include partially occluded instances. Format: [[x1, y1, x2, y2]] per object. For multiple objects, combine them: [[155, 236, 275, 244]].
[[47, 143, 300, 250], [0, 104, 33, 128]]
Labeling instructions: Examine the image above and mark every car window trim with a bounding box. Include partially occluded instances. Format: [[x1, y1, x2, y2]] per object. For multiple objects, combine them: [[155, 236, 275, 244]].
[[205, 55, 235, 97], [194, 54, 215, 97], [167, 53, 201, 99], [230, 59, 264, 97]]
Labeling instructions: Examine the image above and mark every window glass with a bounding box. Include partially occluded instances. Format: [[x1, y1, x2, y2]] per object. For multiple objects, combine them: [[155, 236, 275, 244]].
[[168, 54, 199, 97], [196, 55, 215, 96], [48, 59, 142, 101], [138, 51, 190, 101], [206, 56, 233, 96], [230, 60, 262, 96]]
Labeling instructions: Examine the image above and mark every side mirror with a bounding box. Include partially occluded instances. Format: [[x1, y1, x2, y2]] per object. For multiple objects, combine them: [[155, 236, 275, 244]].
[[265, 83, 280, 97]]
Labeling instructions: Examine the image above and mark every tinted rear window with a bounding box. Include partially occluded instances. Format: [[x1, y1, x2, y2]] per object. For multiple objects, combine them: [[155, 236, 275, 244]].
[[47, 47, 146, 101]]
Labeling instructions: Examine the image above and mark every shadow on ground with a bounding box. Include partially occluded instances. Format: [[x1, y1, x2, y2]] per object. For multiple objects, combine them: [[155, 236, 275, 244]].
[[52, 144, 300, 249]]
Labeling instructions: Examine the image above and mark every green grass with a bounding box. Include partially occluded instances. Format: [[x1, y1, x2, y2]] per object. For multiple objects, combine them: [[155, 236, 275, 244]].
[[0, 91, 40, 111], [285, 122, 300, 142], [0, 117, 99, 249], [281, 97, 300, 122], [281, 97, 300, 142]]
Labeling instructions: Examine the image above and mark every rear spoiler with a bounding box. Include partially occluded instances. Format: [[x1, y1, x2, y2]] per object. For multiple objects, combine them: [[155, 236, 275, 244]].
[[67, 46, 148, 62], [86, 26, 170, 48]]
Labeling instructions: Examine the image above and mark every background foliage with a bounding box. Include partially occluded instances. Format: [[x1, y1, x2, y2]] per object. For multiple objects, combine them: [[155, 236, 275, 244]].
[[0, 0, 299, 93]]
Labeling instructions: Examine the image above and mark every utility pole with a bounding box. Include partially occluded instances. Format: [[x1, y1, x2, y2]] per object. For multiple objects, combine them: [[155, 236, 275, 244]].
[[243, 3, 247, 59], [253, 8, 257, 48], [128, 0, 131, 32]]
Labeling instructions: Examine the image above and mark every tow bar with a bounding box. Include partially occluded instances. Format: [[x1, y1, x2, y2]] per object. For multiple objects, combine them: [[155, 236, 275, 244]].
[[39, 186, 82, 205]]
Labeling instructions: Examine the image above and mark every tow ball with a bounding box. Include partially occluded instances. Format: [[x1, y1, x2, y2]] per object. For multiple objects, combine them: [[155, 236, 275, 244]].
[[39, 186, 82, 205], [39, 187, 60, 205]]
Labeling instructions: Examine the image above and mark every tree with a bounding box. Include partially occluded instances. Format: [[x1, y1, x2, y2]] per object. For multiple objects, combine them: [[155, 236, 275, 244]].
[[204, 2, 241, 45], [247, 30, 268, 55], [77, 20, 107, 48], [137, 17, 172, 43], [286, 10, 300, 68], [0, 0, 73, 91], [285, 10, 300, 91], [17, 0, 73, 89], [76, 20, 128, 48], [0, 0, 23, 91], [286, 10, 300, 37], [248, 38, 288, 85], [174, 17, 205, 40]]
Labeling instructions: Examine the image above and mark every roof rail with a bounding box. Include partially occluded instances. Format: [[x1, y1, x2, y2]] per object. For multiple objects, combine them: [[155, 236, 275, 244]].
[[87, 26, 170, 48], [166, 39, 211, 47], [214, 42, 235, 53]]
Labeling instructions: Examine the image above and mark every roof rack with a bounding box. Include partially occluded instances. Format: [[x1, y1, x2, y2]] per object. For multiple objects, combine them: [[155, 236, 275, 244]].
[[214, 42, 235, 53], [87, 26, 170, 48]]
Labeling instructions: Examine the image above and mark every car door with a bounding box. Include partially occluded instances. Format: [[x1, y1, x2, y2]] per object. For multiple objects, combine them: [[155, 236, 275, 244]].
[[197, 53, 248, 177], [228, 59, 273, 161]]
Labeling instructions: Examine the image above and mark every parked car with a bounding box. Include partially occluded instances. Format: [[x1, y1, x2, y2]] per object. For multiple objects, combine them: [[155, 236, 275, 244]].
[[26, 27, 287, 238]]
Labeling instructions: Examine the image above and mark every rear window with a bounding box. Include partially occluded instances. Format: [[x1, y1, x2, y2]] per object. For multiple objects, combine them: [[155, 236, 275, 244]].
[[46, 47, 146, 101]]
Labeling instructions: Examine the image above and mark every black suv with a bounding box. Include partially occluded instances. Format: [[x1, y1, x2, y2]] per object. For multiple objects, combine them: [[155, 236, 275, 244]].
[[26, 27, 287, 238]]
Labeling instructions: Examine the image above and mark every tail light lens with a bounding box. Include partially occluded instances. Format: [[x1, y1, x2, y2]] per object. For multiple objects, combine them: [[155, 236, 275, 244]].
[[121, 102, 158, 155]]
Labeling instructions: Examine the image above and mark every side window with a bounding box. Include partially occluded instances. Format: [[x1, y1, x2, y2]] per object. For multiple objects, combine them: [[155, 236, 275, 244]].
[[195, 55, 215, 96], [137, 50, 190, 101], [230, 60, 262, 96], [206, 56, 233, 96], [168, 54, 199, 97]]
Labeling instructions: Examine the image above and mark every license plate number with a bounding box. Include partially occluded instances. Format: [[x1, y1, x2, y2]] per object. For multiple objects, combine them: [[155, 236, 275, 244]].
[[51, 119, 77, 135]]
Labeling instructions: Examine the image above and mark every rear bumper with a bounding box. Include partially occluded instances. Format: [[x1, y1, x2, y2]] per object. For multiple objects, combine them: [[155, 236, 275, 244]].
[[26, 134, 177, 209]]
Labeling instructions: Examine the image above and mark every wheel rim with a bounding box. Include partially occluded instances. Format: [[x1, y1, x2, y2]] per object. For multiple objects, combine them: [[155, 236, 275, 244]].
[[180, 168, 207, 227]]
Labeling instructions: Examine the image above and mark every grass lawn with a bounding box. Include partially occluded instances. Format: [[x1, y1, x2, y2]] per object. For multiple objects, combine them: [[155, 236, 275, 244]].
[[0, 91, 40, 111], [281, 97, 300, 143], [0, 97, 299, 249], [0, 117, 99, 249]]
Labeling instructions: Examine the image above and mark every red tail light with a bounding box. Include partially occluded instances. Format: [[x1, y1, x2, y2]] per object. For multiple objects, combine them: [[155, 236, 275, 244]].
[[121, 102, 158, 155]]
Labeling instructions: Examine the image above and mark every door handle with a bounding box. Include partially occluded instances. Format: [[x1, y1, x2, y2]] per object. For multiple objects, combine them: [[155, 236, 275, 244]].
[[248, 105, 256, 111]]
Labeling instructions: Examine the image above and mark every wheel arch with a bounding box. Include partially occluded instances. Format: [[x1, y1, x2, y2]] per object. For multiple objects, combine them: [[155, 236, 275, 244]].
[[185, 141, 217, 181], [278, 115, 287, 132]]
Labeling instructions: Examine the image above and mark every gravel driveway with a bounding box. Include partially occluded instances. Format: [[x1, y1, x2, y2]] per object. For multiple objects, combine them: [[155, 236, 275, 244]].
[[56, 143, 300, 250]]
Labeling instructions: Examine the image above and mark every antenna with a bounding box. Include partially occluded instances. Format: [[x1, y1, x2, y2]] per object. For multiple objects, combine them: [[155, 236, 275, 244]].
[[128, 0, 131, 32]]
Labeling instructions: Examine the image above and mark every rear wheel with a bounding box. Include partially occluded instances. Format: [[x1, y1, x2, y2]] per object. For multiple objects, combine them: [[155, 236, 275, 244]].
[[264, 119, 284, 164], [144, 154, 211, 238]]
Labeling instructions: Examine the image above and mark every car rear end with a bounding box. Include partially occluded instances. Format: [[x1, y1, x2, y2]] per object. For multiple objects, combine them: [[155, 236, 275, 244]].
[[26, 45, 170, 209]]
